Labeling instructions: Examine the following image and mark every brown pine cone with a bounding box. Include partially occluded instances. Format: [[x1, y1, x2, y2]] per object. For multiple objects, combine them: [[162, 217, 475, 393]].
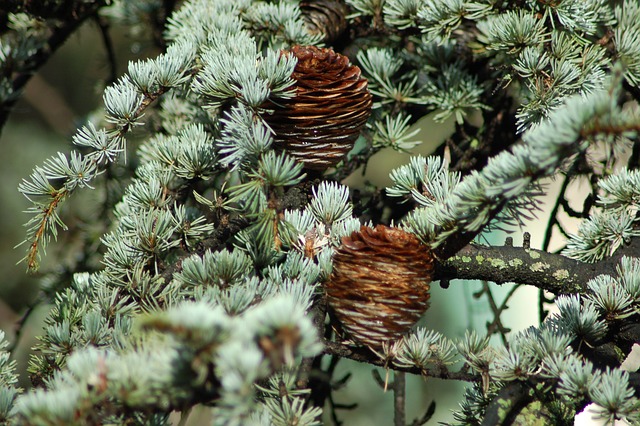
[[265, 45, 372, 171], [326, 225, 435, 349], [300, 0, 349, 43]]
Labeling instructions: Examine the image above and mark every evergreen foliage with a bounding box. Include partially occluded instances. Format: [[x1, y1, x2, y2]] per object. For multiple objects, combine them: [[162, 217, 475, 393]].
[[1, 0, 640, 424]]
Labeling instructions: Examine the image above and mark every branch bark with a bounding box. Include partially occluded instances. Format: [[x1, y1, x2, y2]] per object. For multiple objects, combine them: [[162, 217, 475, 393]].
[[481, 381, 534, 426], [393, 371, 406, 426], [323, 340, 480, 383], [435, 238, 639, 295], [1, 1, 109, 134]]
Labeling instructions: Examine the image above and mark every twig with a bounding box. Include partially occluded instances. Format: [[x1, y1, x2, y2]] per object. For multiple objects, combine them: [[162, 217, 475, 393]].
[[542, 176, 569, 252], [326, 355, 356, 426], [371, 369, 389, 389], [393, 371, 406, 426], [323, 340, 480, 383], [8, 294, 44, 355], [539, 173, 572, 322], [410, 401, 436, 426], [93, 14, 118, 85], [481, 281, 513, 346], [24, 189, 68, 271]]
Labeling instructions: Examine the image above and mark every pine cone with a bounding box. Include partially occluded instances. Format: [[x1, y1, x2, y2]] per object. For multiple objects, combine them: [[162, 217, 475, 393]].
[[326, 225, 435, 349], [300, 0, 349, 43], [265, 45, 372, 171]]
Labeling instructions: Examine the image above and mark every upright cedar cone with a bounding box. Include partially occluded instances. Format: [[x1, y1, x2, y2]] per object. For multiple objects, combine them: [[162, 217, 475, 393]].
[[326, 225, 435, 349], [265, 45, 372, 171], [300, 0, 349, 43]]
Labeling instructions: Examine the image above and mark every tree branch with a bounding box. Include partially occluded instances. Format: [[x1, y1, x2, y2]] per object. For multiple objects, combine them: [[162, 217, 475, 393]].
[[481, 370, 640, 426], [435, 240, 637, 295], [393, 371, 405, 426], [322, 340, 480, 383], [0, 1, 108, 134], [481, 381, 534, 426], [93, 14, 118, 86]]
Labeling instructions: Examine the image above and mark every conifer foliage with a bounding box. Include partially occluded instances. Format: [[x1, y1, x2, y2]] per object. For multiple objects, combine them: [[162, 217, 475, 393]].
[[1, 0, 640, 424]]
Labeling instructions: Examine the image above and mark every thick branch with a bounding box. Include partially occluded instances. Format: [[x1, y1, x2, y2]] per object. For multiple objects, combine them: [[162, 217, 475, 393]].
[[436, 242, 633, 295], [0, 1, 108, 134], [482, 371, 640, 426], [481, 382, 533, 426], [393, 371, 405, 426]]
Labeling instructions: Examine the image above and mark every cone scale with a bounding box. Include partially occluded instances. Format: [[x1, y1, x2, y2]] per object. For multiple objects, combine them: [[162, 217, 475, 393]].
[[300, 0, 349, 43], [326, 225, 435, 349], [265, 45, 372, 171]]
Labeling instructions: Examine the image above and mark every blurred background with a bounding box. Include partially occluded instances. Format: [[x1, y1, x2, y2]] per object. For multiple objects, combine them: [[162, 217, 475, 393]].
[[1, 16, 630, 426], [1, 20, 150, 388]]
